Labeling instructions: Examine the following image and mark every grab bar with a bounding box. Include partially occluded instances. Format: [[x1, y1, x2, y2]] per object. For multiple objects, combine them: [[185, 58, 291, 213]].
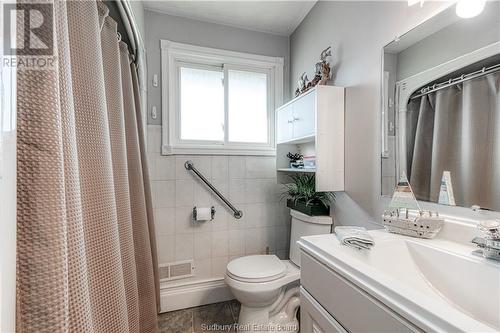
[[184, 160, 243, 219]]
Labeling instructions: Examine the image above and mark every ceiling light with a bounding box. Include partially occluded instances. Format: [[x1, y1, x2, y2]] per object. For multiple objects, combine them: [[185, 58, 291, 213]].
[[456, 0, 486, 18]]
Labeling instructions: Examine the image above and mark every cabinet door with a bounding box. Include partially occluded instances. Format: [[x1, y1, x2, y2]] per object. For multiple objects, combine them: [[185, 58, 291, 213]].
[[276, 103, 294, 143], [292, 90, 316, 139], [300, 287, 347, 333]]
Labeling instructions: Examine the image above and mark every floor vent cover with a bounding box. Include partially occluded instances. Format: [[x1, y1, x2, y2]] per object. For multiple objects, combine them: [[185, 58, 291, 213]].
[[159, 260, 194, 281]]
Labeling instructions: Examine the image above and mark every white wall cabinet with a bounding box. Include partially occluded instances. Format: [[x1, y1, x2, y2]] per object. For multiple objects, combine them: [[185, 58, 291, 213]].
[[289, 90, 316, 140], [277, 103, 294, 143], [276, 86, 345, 192]]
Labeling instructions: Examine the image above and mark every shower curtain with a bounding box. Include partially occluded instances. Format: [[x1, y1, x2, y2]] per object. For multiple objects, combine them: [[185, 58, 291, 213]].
[[407, 70, 500, 210], [16, 1, 158, 332]]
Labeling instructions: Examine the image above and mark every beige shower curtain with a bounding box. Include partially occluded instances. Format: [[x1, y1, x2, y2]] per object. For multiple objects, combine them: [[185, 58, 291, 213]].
[[16, 1, 158, 332], [408, 71, 500, 210]]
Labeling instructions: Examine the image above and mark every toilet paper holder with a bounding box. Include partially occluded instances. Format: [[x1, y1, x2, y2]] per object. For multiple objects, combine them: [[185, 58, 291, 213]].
[[193, 206, 216, 221]]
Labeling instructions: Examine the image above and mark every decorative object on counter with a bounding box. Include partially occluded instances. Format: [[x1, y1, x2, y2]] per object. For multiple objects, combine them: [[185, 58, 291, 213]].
[[471, 220, 500, 261], [335, 226, 374, 250], [294, 46, 333, 97], [281, 173, 334, 216], [287, 152, 304, 169], [382, 209, 444, 239], [302, 155, 316, 169], [389, 172, 421, 210], [382, 173, 444, 238]]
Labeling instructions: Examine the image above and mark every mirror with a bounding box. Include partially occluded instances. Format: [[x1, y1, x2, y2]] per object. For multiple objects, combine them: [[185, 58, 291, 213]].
[[381, 2, 500, 211]]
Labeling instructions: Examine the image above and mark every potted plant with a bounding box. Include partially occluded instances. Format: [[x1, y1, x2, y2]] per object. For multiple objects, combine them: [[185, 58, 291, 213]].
[[281, 173, 335, 216]]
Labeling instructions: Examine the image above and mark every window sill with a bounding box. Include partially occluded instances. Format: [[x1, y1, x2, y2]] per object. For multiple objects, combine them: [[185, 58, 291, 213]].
[[162, 144, 276, 156]]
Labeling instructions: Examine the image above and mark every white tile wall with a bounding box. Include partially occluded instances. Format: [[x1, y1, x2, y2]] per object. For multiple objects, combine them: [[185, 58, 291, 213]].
[[147, 125, 291, 285]]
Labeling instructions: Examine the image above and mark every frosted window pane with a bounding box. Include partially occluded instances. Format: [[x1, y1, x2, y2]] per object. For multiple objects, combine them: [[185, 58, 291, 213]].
[[228, 70, 268, 143], [180, 67, 224, 141]]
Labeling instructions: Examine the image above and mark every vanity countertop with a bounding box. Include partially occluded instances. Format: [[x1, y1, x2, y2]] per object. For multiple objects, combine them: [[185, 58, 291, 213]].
[[298, 229, 500, 333]]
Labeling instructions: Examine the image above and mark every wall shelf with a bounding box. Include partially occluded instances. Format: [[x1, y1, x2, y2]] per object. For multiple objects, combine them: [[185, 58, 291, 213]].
[[276, 85, 345, 191], [277, 168, 316, 173], [278, 135, 315, 145]]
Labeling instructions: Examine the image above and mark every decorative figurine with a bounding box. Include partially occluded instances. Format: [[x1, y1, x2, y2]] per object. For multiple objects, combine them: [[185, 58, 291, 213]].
[[295, 46, 332, 97], [294, 87, 300, 97], [295, 72, 310, 96], [318, 47, 331, 85], [313, 46, 332, 86]]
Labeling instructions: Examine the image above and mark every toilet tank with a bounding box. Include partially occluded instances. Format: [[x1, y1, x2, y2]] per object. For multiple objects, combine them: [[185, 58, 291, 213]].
[[289, 209, 333, 267]]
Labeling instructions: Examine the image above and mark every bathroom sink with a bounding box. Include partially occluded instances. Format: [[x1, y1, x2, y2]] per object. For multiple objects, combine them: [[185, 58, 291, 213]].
[[407, 241, 500, 330], [298, 229, 500, 332]]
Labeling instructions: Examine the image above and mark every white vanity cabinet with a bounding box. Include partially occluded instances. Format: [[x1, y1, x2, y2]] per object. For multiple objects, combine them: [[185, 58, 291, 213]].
[[299, 251, 422, 333], [300, 287, 348, 333], [276, 86, 345, 192]]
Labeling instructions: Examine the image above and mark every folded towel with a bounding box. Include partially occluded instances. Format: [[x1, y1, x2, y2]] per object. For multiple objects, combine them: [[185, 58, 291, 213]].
[[335, 226, 374, 250]]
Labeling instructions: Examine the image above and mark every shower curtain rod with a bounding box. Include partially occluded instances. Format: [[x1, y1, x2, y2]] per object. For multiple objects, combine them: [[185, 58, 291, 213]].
[[410, 63, 500, 100], [116, 0, 139, 63]]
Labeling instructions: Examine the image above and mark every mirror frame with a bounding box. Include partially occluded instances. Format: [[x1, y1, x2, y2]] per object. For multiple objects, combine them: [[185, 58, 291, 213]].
[[380, 2, 491, 202]]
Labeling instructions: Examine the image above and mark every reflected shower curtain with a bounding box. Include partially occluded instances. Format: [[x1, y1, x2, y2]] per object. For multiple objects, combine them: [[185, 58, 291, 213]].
[[407, 71, 500, 210], [16, 1, 158, 332]]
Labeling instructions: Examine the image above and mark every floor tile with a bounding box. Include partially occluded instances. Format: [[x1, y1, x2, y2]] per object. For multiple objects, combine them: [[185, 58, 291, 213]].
[[158, 308, 193, 333], [193, 300, 239, 332], [158, 300, 240, 333]]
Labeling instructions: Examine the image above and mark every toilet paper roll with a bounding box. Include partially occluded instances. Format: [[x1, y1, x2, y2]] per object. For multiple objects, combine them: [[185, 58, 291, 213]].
[[195, 207, 212, 221]]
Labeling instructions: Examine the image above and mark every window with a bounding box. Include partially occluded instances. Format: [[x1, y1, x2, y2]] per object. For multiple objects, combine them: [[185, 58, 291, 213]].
[[161, 40, 283, 155], [179, 65, 224, 141], [227, 69, 268, 143]]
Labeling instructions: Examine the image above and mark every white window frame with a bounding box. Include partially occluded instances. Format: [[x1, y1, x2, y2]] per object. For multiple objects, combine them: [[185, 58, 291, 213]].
[[160, 39, 284, 156]]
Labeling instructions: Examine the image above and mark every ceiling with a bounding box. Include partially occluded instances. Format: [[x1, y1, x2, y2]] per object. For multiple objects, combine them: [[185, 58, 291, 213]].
[[143, 1, 317, 36]]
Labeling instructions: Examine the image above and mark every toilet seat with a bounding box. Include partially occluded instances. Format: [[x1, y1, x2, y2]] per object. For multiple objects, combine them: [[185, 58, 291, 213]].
[[225, 210, 332, 332], [226, 255, 286, 283]]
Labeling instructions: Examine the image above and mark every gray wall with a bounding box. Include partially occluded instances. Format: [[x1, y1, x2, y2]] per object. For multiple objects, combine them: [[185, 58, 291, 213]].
[[397, 1, 500, 80], [143, 9, 292, 292], [129, 1, 145, 43], [290, 1, 458, 228], [145, 8, 290, 125]]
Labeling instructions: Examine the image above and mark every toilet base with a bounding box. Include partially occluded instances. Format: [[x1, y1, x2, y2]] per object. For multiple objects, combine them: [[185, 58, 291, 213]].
[[237, 286, 300, 333]]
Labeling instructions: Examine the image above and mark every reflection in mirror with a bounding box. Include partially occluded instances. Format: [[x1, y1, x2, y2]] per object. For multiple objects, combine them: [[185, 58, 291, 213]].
[[381, 2, 500, 211]]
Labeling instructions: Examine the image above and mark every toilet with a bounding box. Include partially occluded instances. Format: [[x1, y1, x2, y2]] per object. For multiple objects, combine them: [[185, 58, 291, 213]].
[[225, 209, 333, 332]]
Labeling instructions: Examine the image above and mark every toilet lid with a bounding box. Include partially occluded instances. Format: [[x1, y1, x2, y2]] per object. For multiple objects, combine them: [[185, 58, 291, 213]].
[[226, 255, 287, 283]]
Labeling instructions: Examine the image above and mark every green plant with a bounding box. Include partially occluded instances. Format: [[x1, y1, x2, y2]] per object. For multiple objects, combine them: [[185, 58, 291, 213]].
[[281, 173, 335, 208]]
